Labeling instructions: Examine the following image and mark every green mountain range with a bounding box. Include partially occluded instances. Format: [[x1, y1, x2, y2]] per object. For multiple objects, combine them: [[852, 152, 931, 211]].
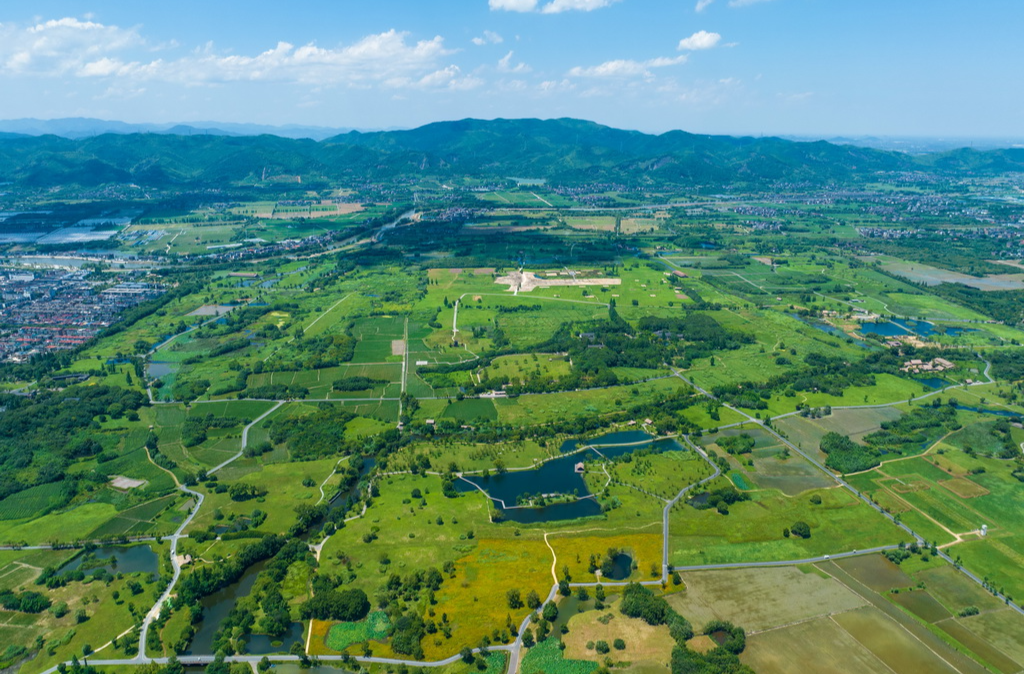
[[0, 117, 1021, 188]]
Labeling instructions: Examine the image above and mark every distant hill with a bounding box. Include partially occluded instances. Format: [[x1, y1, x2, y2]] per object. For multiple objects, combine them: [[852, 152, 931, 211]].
[[0, 117, 352, 141], [0, 117, 1021, 189]]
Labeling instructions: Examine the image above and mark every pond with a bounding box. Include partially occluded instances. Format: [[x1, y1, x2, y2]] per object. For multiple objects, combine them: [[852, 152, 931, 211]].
[[459, 431, 684, 523], [245, 621, 305, 654], [147, 361, 178, 379], [861, 318, 976, 339], [59, 545, 159, 576], [603, 553, 634, 581], [787, 314, 869, 348], [916, 378, 949, 390]]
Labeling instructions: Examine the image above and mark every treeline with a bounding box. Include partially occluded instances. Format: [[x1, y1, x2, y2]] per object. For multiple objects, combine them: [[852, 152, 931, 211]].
[[333, 376, 388, 391], [175, 534, 287, 606]]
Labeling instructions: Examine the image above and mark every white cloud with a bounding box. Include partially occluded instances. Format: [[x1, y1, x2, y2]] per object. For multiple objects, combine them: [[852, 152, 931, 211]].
[[568, 55, 686, 78], [472, 30, 504, 46], [489, 0, 538, 11], [412, 65, 483, 91], [0, 17, 143, 76], [141, 31, 454, 87], [489, 0, 619, 12], [678, 30, 721, 51], [497, 51, 530, 73], [540, 0, 619, 13], [0, 20, 464, 91], [695, 0, 715, 11]]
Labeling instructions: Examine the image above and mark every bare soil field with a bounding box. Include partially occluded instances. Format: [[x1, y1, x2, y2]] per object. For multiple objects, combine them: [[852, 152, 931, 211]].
[[741, 616, 893, 674], [667, 566, 865, 632], [495, 270, 621, 293], [833, 606, 961, 674]]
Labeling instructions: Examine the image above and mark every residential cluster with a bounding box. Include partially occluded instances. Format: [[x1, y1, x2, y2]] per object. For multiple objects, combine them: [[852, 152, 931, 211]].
[[0, 269, 163, 361]]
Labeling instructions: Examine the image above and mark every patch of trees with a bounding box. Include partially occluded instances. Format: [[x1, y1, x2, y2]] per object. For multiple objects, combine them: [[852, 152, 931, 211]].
[[176, 535, 287, 606], [182, 413, 241, 447], [208, 538, 314, 654], [820, 431, 880, 474], [701, 620, 747, 654], [333, 376, 388, 392], [0, 385, 148, 501], [989, 419, 1022, 459], [690, 487, 749, 515], [262, 333, 356, 372], [617, 583, 751, 673], [268, 405, 358, 460], [496, 304, 543, 313], [172, 377, 211, 403], [0, 589, 50, 613], [228, 483, 267, 501], [717, 433, 755, 455], [526, 309, 751, 392], [620, 582, 673, 626], [863, 403, 959, 455], [299, 587, 370, 621], [206, 338, 250, 359], [789, 521, 811, 538], [989, 348, 1024, 380]]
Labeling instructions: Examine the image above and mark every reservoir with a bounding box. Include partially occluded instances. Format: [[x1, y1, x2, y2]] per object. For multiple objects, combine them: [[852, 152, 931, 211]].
[[458, 431, 686, 523]]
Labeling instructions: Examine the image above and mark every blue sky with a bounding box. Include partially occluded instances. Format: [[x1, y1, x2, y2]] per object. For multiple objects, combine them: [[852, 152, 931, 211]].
[[1, 0, 1021, 137]]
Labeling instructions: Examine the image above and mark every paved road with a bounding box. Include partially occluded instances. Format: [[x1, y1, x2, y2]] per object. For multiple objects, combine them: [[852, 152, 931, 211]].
[[208, 401, 285, 475]]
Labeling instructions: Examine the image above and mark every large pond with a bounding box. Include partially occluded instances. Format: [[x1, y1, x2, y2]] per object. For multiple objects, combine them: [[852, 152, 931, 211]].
[[860, 318, 976, 339], [59, 545, 159, 576], [457, 431, 685, 523]]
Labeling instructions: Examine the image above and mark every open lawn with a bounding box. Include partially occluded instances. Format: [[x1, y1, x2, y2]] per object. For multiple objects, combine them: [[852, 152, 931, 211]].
[[668, 485, 901, 566], [562, 597, 673, 664], [186, 458, 339, 535]]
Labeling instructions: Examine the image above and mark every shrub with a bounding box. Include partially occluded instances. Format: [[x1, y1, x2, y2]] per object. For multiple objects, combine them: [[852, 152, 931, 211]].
[[595, 641, 610, 654], [613, 639, 626, 651], [790, 521, 811, 538]]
